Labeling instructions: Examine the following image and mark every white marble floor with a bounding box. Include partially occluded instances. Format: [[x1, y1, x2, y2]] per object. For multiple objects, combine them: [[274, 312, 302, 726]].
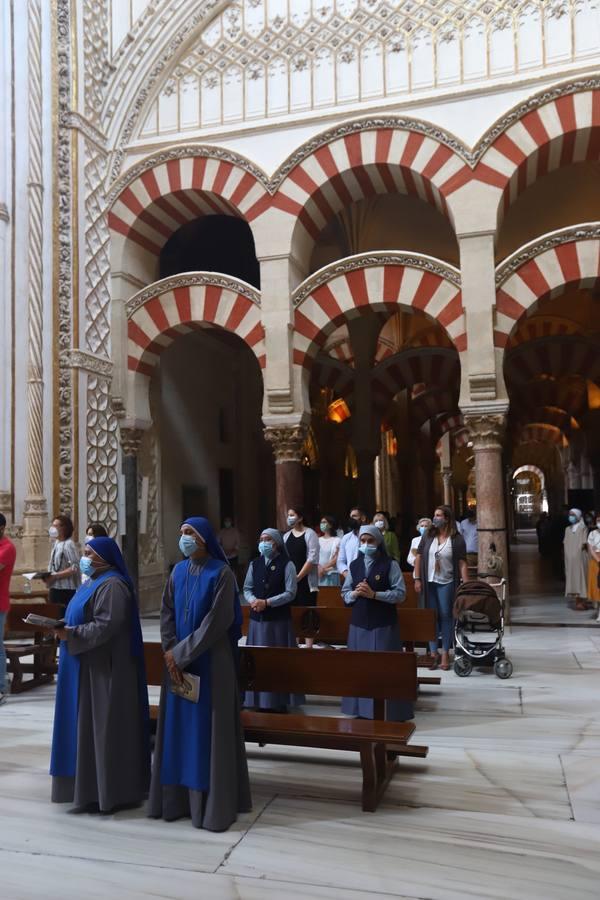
[[2, 625, 600, 899]]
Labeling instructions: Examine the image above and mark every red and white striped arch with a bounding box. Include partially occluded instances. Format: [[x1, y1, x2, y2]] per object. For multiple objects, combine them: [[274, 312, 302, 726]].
[[109, 152, 269, 258], [475, 87, 600, 217], [495, 237, 600, 347], [504, 336, 600, 386], [506, 315, 583, 350], [273, 124, 469, 242], [127, 276, 265, 377], [519, 423, 567, 448], [293, 258, 464, 369]]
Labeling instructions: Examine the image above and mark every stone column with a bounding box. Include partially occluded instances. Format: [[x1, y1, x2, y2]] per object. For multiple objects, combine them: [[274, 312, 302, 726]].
[[466, 414, 509, 594], [264, 424, 307, 530], [439, 432, 453, 507], [22, 0, 48, 567], [0, 4, 11, 516], [120, 427, 143, 589], [348, 317, 381, 515]]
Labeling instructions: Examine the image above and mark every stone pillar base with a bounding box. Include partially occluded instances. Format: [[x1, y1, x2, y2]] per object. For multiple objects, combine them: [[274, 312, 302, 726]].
[[22, 495, 49, 569]]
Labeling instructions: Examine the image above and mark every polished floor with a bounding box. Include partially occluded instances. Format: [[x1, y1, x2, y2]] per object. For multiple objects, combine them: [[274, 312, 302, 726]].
[[2, 612, 600, 899], [510, 531, 599, 626]]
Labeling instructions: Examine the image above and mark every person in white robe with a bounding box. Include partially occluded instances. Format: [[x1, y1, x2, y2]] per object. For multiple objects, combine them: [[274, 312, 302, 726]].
[[564, 509, 588, 610]]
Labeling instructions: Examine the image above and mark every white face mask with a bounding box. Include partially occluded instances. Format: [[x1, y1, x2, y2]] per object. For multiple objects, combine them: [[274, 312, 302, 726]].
[[49, 526, 59, 539], [374, 520, 385, 530], [287, 515, 298, 527]]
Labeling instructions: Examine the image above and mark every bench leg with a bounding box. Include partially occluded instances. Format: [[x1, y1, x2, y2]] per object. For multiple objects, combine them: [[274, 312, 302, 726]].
[[8, 655, 23, 693], [360, 744, 378, 812], [360, 743, 398, 812]]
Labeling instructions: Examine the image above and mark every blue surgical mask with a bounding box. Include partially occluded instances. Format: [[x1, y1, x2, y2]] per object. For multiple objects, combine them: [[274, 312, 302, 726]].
[[79, 556, 94, 577], [258, 541, 273, 558], [287, 515, 297, 528], [179, 534, 198, 557], [568, 515, 577, 524], [320, 521, 329, 532], [418, 525, 427, 536], [359, 543, 377, 557]]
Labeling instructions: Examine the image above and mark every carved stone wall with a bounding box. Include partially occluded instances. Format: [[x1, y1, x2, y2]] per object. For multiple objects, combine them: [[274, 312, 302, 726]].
[[86, 375, 119, 532], [82, 0, 120, 535], [55, 0, 75, 514], [138, 422, 161, 568]]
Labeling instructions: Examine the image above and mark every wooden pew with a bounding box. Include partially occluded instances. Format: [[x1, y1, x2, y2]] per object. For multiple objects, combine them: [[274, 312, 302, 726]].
[[240, 606, 441, 685], [143, 641, 427, 812], [5, 602, 62, 693], [317, 574, 418, 609]]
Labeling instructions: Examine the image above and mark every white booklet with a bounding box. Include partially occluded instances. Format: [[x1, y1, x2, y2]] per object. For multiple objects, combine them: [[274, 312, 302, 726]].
[[23, 613, 64, 628], [169, 672, 201, 703]]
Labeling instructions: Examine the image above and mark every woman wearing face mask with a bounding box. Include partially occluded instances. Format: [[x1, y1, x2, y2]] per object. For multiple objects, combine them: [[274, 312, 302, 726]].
[[563, 508, 589, 611], [318, 516, 341, 586], [81, 523, 109, 584], [243, 529, 304, 710], [49, 537, 150, 813], [283, 508, 320, 607], [341, 525, 412, 721], [46, 515, 81, 610], [407, 518, 432, 570], [587, 516, 600, 622], [149, 517, 251, 831], [413, 506, 467, 671], [372, 512, 400, 562]]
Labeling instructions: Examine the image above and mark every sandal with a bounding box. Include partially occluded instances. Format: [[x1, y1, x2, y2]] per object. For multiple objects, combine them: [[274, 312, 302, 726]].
[[429, 652, 440, 670]]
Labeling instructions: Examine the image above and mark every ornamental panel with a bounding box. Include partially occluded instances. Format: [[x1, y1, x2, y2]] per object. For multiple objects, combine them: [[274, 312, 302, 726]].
[[138, 0, 600, 138]]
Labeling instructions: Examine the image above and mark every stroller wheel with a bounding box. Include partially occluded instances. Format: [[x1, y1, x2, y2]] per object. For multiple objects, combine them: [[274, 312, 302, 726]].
[[453, 656, 472, 677], [494, 658, 513, 679]]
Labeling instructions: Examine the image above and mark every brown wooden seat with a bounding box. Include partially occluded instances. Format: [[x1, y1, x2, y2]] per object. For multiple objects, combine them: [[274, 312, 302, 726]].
[[317, 574, 418, 609], [241, 605, 441, 684], [143, 641, 427, 812], [5, 602, 62, 693]]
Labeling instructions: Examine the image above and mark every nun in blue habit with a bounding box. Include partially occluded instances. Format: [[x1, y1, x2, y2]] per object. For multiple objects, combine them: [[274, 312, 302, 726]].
[[148, 517, 251, 831], [50, 537, 150, 812], [243, 528, 304, 711], [341, 525, 413, 722]]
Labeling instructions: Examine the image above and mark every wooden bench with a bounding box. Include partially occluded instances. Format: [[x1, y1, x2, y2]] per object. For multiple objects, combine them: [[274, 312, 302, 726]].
[[318, 575, 418, 609], [5, 602, 62, 693], [241, 605, 441, 685], [143, 641, 427, 812]]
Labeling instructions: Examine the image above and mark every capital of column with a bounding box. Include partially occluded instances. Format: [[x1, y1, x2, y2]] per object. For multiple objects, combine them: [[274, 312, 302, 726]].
[[465, 413, 506, 452], [120, 426, 144, 457], [264, 424, 307, 464]]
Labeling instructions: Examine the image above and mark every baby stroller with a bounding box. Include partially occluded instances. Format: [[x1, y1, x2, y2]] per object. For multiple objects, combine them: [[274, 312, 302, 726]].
[[452, 579, 513, 678]]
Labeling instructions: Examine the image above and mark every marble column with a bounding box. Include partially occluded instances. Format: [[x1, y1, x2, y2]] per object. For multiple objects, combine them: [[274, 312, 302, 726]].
[[348, 317, 380, 516], [120, 427, 143, 589], [264, 424, 307, 530], [466, 414, 509, 599], [22, 0, 48, 567], [0, 3, 10, 517], [442, 469, 454, 507]]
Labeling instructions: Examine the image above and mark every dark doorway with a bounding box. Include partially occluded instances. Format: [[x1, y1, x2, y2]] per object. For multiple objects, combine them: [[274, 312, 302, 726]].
[[159, 215, 260, 287]]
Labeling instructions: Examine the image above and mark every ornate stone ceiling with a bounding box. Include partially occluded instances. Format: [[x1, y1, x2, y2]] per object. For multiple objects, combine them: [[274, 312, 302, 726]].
[[138, 0, 599, 137]]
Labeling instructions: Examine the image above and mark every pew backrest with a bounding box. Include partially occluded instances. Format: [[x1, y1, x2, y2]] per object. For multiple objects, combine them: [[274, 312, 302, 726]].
[[241, 605, 436, 645], [143, 641, 418, 702]]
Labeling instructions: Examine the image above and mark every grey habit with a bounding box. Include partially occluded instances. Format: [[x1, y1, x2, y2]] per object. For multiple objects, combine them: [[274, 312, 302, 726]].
[[148, 561, 251, 831], [243, 552, 305, 709], [340, 556, 413, 721], [51, 576, 150, 811]]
